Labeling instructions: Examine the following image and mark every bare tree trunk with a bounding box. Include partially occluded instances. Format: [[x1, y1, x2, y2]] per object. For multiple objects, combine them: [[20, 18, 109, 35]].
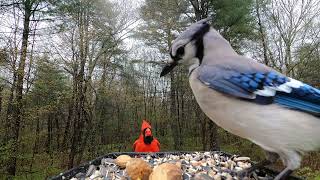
[[25, 18, 38, 93], [76, 109, 92, 165], [4, 1, 19, 142], [175, 77, 183, 147], [75, 4, 92, 165], [0, 86, 3, 114], [29, 111, 40, 172], [46, 113, 52, 153], [200, 118, 207, 150], [55, 112, 60, 150], [7, 0, 32, 176], [165, 23, 182, 149], [68, 95, 79, 168], [170, 72, 182, 149], [207, 118, 219, 150], [68, 2, 88, 167], [35, 113, 40, 154], [5, 77, 16, 141], [63, 94, 75, 151], [68, 69, 79, 168], [255, 0, 269, 66]]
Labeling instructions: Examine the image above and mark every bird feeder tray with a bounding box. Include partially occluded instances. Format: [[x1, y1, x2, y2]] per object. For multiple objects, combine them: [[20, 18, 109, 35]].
[[50, 151, 302, 180]]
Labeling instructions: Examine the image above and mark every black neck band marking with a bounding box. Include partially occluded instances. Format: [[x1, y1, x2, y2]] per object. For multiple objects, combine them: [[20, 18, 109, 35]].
[[195, 38, 204, 64], [191, 23, 210, 64]]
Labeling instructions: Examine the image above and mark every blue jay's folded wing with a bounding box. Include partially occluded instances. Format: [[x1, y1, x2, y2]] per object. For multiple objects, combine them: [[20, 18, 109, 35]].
[[198, 65, 320, 116]]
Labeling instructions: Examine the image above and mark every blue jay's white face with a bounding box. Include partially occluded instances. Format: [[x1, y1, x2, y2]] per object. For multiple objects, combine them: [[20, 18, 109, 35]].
[[174, 40, 197, 61], [169, 40, 197, 66], [160, 19, 211, 77]]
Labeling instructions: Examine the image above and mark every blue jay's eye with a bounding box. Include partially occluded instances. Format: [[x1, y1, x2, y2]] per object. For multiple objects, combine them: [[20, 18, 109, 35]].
[[176, 47, 184, 56]]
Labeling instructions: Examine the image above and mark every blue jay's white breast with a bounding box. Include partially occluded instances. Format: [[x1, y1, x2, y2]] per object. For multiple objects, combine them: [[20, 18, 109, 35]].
[[189, 68, 320, 155]]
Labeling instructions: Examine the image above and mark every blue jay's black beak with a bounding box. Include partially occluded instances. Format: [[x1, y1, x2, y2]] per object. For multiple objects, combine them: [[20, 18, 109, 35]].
[[160, 62, 177, 77]]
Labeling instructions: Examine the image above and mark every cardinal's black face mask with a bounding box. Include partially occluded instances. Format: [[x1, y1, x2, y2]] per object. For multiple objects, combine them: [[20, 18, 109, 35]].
[[143, 128, 153, 144], [144, 136, 153, 144]]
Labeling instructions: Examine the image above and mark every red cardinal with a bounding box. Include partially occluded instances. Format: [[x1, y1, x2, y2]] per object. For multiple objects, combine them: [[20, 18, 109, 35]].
[[133, 120, 160, 152]]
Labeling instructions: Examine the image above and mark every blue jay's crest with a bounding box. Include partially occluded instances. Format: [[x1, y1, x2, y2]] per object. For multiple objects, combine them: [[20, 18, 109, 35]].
[[171, 19, 210, 59], [171, 18, 211, 56], [198, 65, 320, 116]]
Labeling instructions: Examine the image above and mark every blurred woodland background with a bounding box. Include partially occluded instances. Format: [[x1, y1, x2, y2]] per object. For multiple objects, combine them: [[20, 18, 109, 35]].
[[0, 0, 319, 179]]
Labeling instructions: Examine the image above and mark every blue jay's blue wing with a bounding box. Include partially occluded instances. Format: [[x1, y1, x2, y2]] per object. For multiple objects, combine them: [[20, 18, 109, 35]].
[[275, 86, 320, 115], [198, 65, 320, 116]]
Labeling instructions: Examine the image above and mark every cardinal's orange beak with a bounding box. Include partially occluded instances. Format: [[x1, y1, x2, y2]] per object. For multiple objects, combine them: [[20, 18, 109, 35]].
[[145, 128, 152, 136]]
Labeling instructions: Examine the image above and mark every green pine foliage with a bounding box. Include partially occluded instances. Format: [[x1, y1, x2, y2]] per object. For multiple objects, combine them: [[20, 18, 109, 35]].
[[210, 0, 256, 51]]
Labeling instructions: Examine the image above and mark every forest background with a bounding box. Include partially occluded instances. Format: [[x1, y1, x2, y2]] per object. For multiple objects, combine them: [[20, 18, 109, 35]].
[[0, 0, 319, 179]]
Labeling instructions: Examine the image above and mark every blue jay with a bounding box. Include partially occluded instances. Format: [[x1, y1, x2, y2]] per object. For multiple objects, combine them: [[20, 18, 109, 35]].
[[160, 18, 320, 180]]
